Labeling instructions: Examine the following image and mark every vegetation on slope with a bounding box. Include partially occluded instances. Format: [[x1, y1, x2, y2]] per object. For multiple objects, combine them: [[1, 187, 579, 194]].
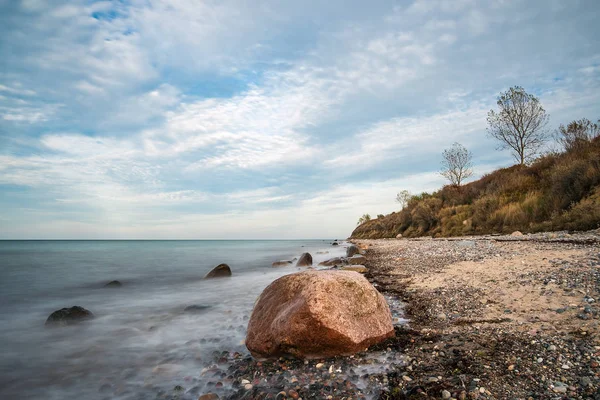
[[351, 137, 600, 239]]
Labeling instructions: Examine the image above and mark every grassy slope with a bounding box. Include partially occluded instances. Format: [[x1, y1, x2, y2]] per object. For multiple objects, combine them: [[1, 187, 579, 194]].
[[351, 137, 600, 239]]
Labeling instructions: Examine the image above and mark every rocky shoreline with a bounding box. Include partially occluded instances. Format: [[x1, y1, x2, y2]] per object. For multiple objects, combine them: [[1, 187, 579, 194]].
[[195, 230, 600, 399], [359, 229, 600, 399]]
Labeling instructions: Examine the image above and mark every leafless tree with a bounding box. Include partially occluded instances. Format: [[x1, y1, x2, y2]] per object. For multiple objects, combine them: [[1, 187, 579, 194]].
[[555, 118, 600, 151], [487, 86, 549, 165], [395, 190, 411, 208], [440, 142, 473, 186]]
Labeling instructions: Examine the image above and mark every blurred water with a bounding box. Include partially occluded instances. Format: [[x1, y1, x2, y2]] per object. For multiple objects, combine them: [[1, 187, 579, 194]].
[[0, 240, 348, 399]]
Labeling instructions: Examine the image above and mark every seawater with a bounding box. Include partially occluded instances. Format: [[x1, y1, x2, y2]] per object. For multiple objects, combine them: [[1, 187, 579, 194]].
[[0, 240, 352, 399]]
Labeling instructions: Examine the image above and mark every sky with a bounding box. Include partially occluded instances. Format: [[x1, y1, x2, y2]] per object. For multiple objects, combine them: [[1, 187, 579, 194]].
[[0, 0, 599, 239]]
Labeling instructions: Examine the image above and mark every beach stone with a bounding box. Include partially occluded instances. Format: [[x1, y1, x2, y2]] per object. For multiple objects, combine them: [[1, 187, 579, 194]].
[[341, 265, 367, 273], [296, 252, 313, 267], [348, 255, 366, 265], [332, 242, 339, 246], [396, 234, 403, 239], [272, 261, 293, 267], [346, 245, 360, 257], [246, 270, 394, 359], [204, 264, 232, 279], [511, 231, 523, 236], [184, 305, 211, 313], [198, 394, 219, 400], [442, 390, 451, 399], [45, 306, 94, 327], [104, 280, 122, 288], [318, 257, 346, 267]]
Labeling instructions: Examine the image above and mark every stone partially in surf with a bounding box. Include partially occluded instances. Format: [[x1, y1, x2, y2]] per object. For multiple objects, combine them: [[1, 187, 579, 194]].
[[347, 254, 366, 265], [45, 306, 94, 327], [346, 245, 360, 257], [272, 260, 293, 267], [245, 270, 394, 359], [104, 280, 122, 288], [296, 252, 312, 267], [318, 257, 346, 267], [204, 263, 232, 279]]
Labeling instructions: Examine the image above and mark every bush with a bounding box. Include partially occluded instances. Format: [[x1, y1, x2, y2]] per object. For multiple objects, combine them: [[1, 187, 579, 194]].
[[350, 136, 600, 239]]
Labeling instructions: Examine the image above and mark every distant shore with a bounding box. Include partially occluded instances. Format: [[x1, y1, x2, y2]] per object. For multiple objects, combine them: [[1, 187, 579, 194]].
[[354, 229, 600, 399]]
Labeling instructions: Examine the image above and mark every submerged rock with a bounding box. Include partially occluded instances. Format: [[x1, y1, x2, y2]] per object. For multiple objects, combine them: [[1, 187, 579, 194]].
[[184, 305, 211, 313], [346, 245, 360, 257], [272, 260, 293, 267], [204, 263, 232, 279], [246, 270, 394, 359], [296, 253, 313, 267], [45, 306, 94, 327], [104, 280, 122, 288]]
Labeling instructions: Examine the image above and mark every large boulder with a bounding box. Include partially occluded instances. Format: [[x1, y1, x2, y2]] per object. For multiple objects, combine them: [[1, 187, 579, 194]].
[[346, 245, 360, 257], [246, 270, 394, 359], [296, 253, 313, 267], [347, 254, 367, 265], [45, 306, 94, 327], [204, 264, 232, 279]]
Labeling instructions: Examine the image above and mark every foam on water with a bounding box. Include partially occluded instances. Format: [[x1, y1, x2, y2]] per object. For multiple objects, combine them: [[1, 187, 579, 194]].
[[0, 240, 405, 399]]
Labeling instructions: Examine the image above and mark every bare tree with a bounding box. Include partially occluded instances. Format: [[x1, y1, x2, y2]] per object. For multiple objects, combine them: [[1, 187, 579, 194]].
[[555, 118, 600, 151], [395, 190, 411, 208], [487, 86, 549, 165], [440, 142, 473, 186], [357, 213, 371, 225]]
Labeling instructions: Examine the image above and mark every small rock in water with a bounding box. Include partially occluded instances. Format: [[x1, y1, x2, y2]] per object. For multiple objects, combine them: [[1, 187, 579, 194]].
[[104, 280, 122, 288], [244, 384, 253, 390], [346, 245, 360, 257], [272, 260, 293, 267], [45, 306, 94, 327], [296, 252, 313, 267], [204, 263, 232, 279]]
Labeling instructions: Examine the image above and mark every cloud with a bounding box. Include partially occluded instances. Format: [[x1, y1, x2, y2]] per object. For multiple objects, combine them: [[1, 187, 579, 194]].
[[0, 0, 599, 238]]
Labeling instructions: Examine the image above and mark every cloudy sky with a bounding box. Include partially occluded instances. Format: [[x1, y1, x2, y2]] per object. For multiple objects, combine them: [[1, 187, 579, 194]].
[[0, 0, 599, 239]]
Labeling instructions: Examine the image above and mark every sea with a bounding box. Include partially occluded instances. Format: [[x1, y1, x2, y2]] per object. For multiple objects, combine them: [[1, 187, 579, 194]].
[[0, 239, 394, 399]]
